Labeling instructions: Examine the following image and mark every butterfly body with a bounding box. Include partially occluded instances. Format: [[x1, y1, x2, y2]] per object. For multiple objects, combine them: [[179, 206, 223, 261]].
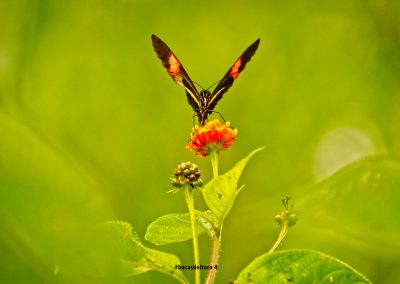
[[151, 34, 260, 125], [196, 90, 212, 125]]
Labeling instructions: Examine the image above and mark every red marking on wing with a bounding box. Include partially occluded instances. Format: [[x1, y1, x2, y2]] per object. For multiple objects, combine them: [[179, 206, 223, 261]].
[[229, 58, 242, 79], [168, 54, 181, 76]]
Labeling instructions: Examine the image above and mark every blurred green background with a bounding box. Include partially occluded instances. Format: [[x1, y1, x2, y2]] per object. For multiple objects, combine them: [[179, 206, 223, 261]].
[[1, 0, 399, 283]]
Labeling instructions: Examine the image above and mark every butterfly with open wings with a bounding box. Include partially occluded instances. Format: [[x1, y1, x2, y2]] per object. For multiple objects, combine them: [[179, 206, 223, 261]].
[[151, 34, 260, 126]]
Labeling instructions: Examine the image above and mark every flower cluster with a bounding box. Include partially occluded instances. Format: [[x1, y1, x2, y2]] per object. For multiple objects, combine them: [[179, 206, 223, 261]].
[[170, 162, 203, 189], [186, 120, 238, 157]]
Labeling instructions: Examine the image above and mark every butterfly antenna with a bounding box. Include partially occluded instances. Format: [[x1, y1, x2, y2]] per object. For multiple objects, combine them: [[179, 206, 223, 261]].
[[192, 80, 205, 90], [206, 79, 221, 91]]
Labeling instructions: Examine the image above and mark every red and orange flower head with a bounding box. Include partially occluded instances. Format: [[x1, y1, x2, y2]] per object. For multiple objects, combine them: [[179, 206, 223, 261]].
[[186, 120, 238, 157]]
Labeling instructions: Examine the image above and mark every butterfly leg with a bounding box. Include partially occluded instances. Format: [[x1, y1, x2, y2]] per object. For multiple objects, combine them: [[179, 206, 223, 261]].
[[208, 110, 226, 123]]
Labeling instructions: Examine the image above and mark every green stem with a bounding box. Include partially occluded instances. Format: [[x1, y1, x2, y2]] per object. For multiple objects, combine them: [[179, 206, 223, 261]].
[[206, 150, 221, 284], [205, 228, 221, 284], [210, 150, 219, 177], [184, 186, 200, 284], [268, 222, 289, 253]]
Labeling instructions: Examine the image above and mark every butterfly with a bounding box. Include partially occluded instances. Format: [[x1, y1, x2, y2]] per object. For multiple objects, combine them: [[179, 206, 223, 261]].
[[151, 34, 260, 126]]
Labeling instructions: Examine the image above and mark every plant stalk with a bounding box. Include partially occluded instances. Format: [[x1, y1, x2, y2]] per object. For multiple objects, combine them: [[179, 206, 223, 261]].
[[205, 228, 221, 284], [268, 222, 289, 253], [184, 186, 201, 284], [210, 150, 219, 177], [206, 151, 221, 284]]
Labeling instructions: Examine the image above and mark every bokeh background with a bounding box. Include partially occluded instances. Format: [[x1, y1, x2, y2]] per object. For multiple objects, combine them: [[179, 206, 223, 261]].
[[1, 0, 399, 283]]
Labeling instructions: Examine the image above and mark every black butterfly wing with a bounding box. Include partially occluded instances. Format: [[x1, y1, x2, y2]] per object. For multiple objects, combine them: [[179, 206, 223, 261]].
[[151, 34, 201, 112], [207, 38, 260, 111]]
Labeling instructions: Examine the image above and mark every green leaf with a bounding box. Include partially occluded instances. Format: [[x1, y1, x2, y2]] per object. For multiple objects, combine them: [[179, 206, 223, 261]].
[[145, 211, 216, 245], [297, 155, 400, 257], [195, 209, 219, 231], [99, 221, 189, 284], [202, 147, 264, 223], [235, 249, 372, 284]]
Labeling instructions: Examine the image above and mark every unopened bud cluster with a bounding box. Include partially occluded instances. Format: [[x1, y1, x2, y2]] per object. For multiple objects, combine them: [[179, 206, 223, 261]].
[[275, 210, 298, 227], [275, 196, 298, 227], [171, 162, 202, 188]]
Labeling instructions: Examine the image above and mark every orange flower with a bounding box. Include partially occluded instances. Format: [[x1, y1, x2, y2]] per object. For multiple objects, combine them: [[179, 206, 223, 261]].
[[186, 120, 238, 157]]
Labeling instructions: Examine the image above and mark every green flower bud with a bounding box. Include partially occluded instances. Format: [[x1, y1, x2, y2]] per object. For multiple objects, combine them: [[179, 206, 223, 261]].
[[171, 177, 181, 187], [288, 213, 298, 226], [171, 161, 202, 189], [193, 179, 203, 187], [275, 214, 283, 224]]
